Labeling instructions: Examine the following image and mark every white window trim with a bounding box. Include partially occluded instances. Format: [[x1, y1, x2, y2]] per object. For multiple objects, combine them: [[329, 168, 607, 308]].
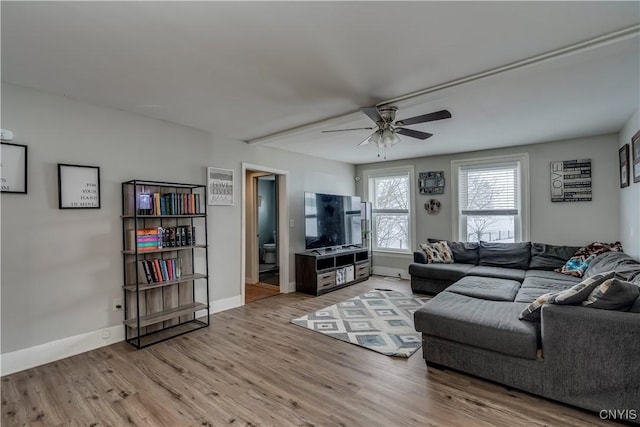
[[451, 153, 530, 242], [362, 165, 416, 255]]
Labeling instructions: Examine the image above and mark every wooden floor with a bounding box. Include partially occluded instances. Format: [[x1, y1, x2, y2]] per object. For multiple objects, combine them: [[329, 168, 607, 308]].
[[245, 283, 280, 303], [1, 277, 612, 427]]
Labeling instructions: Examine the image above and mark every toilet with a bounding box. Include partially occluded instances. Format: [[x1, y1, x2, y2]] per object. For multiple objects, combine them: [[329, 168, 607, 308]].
[[263, 243, 277, 264]]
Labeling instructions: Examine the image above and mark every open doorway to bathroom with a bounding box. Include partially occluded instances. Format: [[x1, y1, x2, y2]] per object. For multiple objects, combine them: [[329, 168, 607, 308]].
[[243, 167, 287, 304], [255, 174, 279, 291]]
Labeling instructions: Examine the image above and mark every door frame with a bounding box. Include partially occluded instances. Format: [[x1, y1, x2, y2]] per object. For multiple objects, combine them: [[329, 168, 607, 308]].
[[241, 163, 290, 304]]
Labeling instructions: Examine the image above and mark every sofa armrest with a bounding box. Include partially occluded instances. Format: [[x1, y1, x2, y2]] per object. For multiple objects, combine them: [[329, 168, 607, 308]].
[[414, 251, 427, 264], [541, 305, 640, 414]]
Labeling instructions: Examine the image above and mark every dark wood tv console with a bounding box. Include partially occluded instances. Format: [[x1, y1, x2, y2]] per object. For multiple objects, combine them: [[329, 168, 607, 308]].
[[295, 247, 370, 296]]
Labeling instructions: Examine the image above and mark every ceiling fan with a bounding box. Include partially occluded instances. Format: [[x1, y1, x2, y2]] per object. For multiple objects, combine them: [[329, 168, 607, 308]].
[[322, 106, 451, 157]]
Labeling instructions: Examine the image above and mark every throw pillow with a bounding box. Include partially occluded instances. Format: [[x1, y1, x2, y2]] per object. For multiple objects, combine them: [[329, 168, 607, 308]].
[[518, 271, 615, 321], [555, 242, 623, 277], [419, 241, 453, 264], [582, 278, 640, 310], [552, 271, 616, 304], [519, 293, 553, 321]]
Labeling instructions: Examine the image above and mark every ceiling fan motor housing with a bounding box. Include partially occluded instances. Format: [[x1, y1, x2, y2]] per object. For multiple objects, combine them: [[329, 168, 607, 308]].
[[377, 106, 398, 123]]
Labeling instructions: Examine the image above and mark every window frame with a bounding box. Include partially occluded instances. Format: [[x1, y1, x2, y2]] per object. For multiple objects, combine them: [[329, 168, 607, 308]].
[[451, 153, 530, 242], [362, 165, 416, 255]]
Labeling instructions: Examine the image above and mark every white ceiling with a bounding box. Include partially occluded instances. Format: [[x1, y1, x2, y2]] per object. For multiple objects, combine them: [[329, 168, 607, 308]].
[[2, 2, 639, 164]]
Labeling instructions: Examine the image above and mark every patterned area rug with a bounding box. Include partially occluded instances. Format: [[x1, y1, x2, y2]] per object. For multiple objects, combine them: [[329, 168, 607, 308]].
[[292, 290, 430, 358]]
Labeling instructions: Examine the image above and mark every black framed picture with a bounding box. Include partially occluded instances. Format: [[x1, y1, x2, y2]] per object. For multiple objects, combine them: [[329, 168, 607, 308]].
[[58, 163, 101, 209], [1, 142, 28, 193], [619, 144, 630, 189], [632, 130, 640, 184]]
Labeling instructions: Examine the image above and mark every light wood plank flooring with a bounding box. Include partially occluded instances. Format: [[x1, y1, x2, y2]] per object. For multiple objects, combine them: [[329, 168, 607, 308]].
[[1, 277, 612, 426], [245, 283, 280, 303]]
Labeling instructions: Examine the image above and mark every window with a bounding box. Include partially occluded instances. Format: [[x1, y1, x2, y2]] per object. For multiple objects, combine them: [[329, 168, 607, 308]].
[[364, 167, 414, 253], [452, 154, 529, 242]]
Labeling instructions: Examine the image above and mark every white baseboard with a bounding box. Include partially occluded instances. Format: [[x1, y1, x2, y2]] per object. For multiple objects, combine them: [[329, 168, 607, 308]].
[[1, 324, 125, 376], [1, 296, 243, 376], [372, 266, 410, 280], [209, 295, 242, 313]]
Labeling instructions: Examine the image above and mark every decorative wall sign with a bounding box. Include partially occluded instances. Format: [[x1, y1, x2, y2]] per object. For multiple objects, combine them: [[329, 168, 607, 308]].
[[58, 164, 101, 209], [632, 130, 640, 184], [619, 145, 630, 188], [207, 166, 234, 206], [550, 159, 592, 202], [418, 171, 445, 195], [1, 142, 28, 193]]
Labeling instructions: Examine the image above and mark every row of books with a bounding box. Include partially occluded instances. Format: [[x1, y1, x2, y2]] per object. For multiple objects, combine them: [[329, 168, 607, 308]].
[[128, 226, 196, 251], [137, 192, 201, 216], [137, 258, 182, 284]]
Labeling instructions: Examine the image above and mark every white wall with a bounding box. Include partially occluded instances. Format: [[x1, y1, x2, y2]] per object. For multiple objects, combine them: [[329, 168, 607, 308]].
[[0, 83, 355, 366], [356, 134, 621, 273], [619, 109, 640, 260]]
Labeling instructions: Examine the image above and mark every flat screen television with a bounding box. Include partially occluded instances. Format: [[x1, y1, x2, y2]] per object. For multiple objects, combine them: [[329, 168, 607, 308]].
[[304, 192, 362, 250]]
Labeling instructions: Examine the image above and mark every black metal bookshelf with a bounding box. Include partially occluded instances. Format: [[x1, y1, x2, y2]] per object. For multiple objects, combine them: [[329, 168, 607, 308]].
[[121, 179, 210, 349]]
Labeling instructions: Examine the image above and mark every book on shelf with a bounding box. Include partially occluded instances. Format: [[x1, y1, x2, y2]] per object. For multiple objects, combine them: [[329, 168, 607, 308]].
[[135, 258, 183, 284], [135, 191, 201, 216], [127, 227, 163, 251]]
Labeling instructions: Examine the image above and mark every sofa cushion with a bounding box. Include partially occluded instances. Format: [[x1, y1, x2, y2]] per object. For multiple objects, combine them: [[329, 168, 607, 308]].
[[555, 241, 623, 277], [524, 270, 581, 283], [445, 276, 522, 302], [584, 251, 640, 282], [515, 278, 578, 303], [408, 262, 474, 282], [468, 266, 526, 282], [529, 243, 581, 271], [582, 278, 640, 310], [419, 241, 454, 264], [414, 292, 539, 359], [479, 241, 531, 270], [428, 239, 479, 265]]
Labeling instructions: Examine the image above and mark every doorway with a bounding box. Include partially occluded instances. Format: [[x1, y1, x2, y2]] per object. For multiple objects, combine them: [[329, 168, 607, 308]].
[[242, 164, 289, 305]]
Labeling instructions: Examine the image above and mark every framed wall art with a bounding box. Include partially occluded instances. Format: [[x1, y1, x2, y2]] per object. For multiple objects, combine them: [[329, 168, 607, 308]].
[[0, 142, 28, 194], [58, 163, 101, 209], [632, 130, 640, 184], [207, 166, 234, 206], [550, 159, 592, 202], [418, 171, 445, 195], [619, 145, 630, 189]]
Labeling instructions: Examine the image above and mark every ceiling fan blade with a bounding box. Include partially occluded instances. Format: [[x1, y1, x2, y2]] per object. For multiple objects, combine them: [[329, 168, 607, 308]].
[[321, 127, 375, 133], [395, 109, 452, 126], [358, 131, 378, 146], [396, 128, 433, 140], [360, 107, 383, 123]]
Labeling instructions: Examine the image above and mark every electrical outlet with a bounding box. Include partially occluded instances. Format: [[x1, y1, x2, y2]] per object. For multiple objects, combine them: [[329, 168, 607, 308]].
[[101, 330, 111, 340], [112, 297, 123, 311]]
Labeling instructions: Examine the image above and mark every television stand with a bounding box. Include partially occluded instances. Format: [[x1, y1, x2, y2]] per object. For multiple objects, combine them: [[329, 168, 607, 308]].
[[295, 247, 370, 295]]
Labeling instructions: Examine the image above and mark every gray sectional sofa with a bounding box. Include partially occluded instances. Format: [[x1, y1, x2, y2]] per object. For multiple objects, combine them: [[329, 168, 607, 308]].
[[410, 242, 640, 422]]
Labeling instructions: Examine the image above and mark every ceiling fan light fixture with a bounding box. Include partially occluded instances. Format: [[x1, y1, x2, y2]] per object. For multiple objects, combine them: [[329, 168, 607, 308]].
[[381, 129, 400, 147], [368, 130, 382, 145]]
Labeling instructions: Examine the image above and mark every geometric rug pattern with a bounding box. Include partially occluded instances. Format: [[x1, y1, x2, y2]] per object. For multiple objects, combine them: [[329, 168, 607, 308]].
[[292, 290, 431, 358]]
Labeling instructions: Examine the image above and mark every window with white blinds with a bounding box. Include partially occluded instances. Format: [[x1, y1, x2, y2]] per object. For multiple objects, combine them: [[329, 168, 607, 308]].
[[453, 155, 529, 242], [363, 166, 415, 253]]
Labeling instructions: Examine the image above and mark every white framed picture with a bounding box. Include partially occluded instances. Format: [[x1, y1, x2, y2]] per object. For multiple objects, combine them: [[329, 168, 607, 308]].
[[58, 163, 101, 209], [1, 142, 28, 193], [207, 166, 234, 206]]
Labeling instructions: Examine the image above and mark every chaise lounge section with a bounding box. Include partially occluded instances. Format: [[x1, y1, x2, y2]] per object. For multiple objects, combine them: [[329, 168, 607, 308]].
[[411, 241, 640, 422]]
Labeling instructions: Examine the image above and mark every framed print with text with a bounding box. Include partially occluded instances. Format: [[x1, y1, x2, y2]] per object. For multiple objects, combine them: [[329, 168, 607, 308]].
[[0, 142, 27, 193], [58, 163, 101, 209]]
